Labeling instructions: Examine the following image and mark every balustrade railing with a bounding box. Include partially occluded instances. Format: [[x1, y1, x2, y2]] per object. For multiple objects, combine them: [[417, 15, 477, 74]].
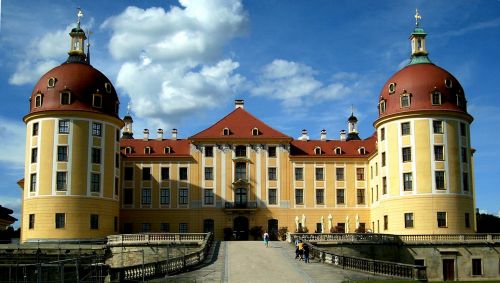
[[107, 233, 207, 247], [108, 232, 213, 282], [224, 201, 257, 209]]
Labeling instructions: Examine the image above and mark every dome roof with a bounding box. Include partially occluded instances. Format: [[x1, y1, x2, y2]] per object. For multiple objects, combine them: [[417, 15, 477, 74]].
[[377, 63, 469, 119], [28, 62, 120, 118]]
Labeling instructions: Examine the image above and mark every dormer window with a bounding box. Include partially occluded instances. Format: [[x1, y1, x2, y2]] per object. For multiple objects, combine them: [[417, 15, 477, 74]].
[[388, 82, 396, 94], [60, 92, 71, 105], [105, 83, 112, 94], [164, 147, 171, 154], [252, 128, 259, 136], [431, 91, 441, 105], [35, 93, 43, 108], [444, 78, 453, 89], [144, 146, 152, 154], [334, 147, 342, 155], [48, 77, 56, 88], [400, 93, 411, 108], [379, 100, 386, 114], [125, 147, 132, 154], [358, 147, 366, 155], [93, 94, 102, 108], [314, 147, 322, 155], [457, 94, 466, 109], [223, 128, 230, 136]]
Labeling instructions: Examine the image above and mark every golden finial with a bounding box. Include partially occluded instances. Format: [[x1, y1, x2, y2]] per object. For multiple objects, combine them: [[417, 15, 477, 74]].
[[77, 8, 84, 26], [415, 9, 422, 27]]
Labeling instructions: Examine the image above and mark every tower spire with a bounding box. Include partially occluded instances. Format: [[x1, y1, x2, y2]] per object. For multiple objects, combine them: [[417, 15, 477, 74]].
[[408, 9, 432, 65], [66, 8, 88, 64], [346, 106, 361, 141]]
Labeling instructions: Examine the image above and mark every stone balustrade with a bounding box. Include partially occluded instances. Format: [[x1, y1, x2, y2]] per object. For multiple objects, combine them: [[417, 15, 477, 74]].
[[107, 233, 207, 247]]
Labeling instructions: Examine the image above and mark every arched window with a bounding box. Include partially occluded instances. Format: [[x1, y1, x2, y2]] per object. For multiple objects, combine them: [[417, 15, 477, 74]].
[[334, 147, 342, 155], [203, 219, 215, 233], [400, 93, 411, 108], [35, 93, 43, 108], [431, 91, 441, 105], [60, 92, 71, 105], [223, 127, 230, 136], [388, 82, 396, 94], [144, 147, 152, 154], [125, 147, 132, 154], [252, 127, 259, 136], [379, 100, 386, 114], [358, 147, 366, 155], [164, 147, 171, 154], [314, 147, 322, 155], [93, 94, 102, 108], [48, 77, 56, 88]]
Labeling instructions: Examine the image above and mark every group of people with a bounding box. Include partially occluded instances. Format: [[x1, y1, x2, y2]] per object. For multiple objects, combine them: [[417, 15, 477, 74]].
[[294, 239, 310, 263]]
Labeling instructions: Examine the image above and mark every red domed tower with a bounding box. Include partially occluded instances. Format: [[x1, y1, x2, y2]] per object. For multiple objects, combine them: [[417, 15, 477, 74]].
[[21, 10, 124, 242], [371, 10, 475, 234]]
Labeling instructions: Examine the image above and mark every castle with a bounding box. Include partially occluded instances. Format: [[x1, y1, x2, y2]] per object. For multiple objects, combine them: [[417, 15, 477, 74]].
[[20, 11, 475, 242]]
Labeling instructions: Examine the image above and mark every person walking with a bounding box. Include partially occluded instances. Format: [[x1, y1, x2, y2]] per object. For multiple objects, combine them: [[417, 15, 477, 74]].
[[298, 240, 304, 260], [263, 231, 270, 247], [295, 238, 300, 259], [303, 244, 310, 263]]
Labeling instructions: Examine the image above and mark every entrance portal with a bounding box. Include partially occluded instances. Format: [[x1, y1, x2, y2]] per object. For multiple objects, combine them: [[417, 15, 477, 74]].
[[268, 219, 278, 240], [442, 259, 455, 281], [233, 216, 249, 240]]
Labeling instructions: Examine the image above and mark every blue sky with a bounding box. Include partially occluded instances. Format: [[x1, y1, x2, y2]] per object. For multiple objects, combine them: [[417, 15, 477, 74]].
[[1, 0, 499, 227]]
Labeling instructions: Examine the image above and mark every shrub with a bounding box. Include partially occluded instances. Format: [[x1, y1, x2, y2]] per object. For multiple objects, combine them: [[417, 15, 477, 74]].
[[277, 226, 288, 241]]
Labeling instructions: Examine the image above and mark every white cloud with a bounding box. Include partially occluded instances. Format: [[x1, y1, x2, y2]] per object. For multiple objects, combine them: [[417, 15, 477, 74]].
[[102, 0, 248, 129], [251, 59, 353, 109], [0, 117, 25, 166]]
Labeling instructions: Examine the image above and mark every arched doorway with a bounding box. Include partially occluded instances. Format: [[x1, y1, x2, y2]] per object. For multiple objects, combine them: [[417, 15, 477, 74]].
[[268, 219, 278, 240], [233, 216, 249, 240], [235, 188, 247, 208], [203, 219, 214, 234]]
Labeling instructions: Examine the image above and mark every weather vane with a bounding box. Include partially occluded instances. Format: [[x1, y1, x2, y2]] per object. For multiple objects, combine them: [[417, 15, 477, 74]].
[[415, 9, 422, 27], [127, 102, 132, 115], [77, 8, 84, 25]]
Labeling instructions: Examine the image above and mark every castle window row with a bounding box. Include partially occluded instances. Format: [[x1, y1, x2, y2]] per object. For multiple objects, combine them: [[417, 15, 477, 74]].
[[383, 211, 471, 230], [28, 213, 118, 232], [379, 89, 467, 115]]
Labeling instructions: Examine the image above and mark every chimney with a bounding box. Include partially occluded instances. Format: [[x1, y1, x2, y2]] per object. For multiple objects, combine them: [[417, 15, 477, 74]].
[[157, 128, 164, 141], [340, 130, 346, 141], [320, 129, 327, 141], [235, 99, 244, 109], [143, 129, 149, 141], [298, 129, 309, 141], [171, 128, 178, 140]]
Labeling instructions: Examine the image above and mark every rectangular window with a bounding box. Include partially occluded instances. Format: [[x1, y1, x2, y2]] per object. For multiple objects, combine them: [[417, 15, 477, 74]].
[[336, 168, 345, 181], [382, 177, 387, 194], [356, 168, 365, 181], [316, 189, 324, 205], [160, 223, 170, 233], [115, 153, 119, 168], [91, 148, 101, 164], [30, 173, 37, 192], [465, 212, 471, 228], [161, 167, 170, 180], [461, 147, 467, 163], [434, 145, 444, 161], [460, 122, 466, 137], [463, 172, 469, 192], [472, 259, 482, 276], [31, 148, 38, 163], [142, 167, 151, 181], [179, 188, 188, 204], [295, 189, 303, 205], [204, 189, 214, 205], [435, 171, 445, 190], [437, 211, 447, 227], [116, 129, 120, 142], [90, 173, 100, 193], [179, 167, 188, 180], [160, 188, 170, 205], [61, 92, 71, 105], [315, 168, 324, 181], [382, 152, 386, 167], [370, 166, 373, 179], [32, 122, 39, 136], [384, 215, 388, 230], [357, 189, 365, 204], [432, 92, 441, 105], [295, 168, 303, 181], [376, 185, 379, 201], [92, 122, 102, 137], [336, 189, 345, 204], [380, 127, 385, 141], [235, 146, 246, 157], [114, 177, 119, 195], [56, 172, 67, 191], [55, 213, 65, 229], [90, 214, 99, 230], [402, 147, 412, 162], [179, 223, 188, 233], [123, 189, 133, 205], [433, 120, 443, 134], [403, 172, 413, 191], [29, 214, 35, 229], [401, 95, 410, 107], [404, 213, 414, 228], [268, 146, 277, 157], [268, 189, 277, 205], [235, 162, 246, 180], [205, 146, 213, 157], [58, 120, 70, 134], [141, 188, 151, 205], [401, 122, 410, 136], [205, 167, 214, 180], [124, 167, 134, 180], [268, 167, 277, 181], [142, 223, 151, 233]]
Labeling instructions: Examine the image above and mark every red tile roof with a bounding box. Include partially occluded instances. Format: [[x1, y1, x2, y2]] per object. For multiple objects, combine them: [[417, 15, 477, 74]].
[[120, 139, 191, 158], [290, 133, 377, 158], [190, 107, 292, 141]]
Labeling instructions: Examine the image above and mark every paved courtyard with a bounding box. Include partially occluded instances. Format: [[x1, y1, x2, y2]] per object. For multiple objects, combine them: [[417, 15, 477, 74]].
[[160, 241, 387, 282]]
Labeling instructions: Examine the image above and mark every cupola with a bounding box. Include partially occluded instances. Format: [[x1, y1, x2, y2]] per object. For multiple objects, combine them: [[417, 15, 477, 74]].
[[67, 8, 88, 64], [346, 107, 361, 141]]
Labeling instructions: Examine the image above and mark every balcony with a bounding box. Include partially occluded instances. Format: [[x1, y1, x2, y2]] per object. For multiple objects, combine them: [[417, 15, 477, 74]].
[[223, 201, 258, 214]]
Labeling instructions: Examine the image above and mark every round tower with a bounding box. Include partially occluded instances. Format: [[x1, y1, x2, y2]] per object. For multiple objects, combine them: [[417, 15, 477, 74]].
[[371, 11, 475, 234], [21, 11, 124, 242]]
